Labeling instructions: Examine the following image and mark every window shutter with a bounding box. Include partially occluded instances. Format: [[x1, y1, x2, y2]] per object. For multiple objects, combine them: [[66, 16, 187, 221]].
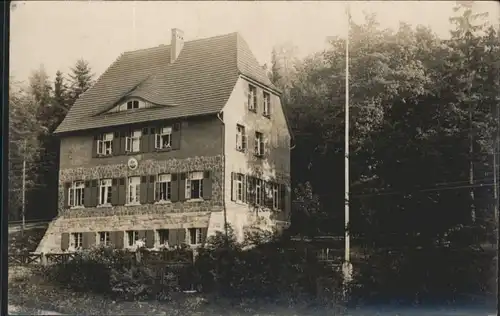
[[243, 84, 249, 110], [155, 182, 160, 201], [171, 174, 179, 202], [171, 123, 181, 150], [92, 135, 98, 158], [258, 90, 263, 112], [200, 227, 208, 244], [119, 131, 126, 155], [64, 182, 71, 208], [118, 178, 126, 206], [145, 230, 155, 248], [149, 127, 156, 151], [141, 127, 149, 153], [111, 179, 119, 206], [202, 171, 212, 200], [242, 176, 247, 203], [84, 181, 91, 207], [112, 131, 120, 155], [90, 180, 99, 207], [280, 184, 286, 211], [138, 230, 147, 241], [147, 175, 155, 203], [242, 134, 247, 151], [179, 173, 186, 201], [140, 176, 148, 204], [168, 229, 178, 246], [177, 229, 186, 245], [61, 233, 70, 251], [83, 232, 95, 249], [112, 231, 124, 249], [231, 172, 236, 201]]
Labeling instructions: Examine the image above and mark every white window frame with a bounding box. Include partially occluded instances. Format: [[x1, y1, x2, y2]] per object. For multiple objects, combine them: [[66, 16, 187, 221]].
[[188, 228, 203, 245], [97, 133, 113, 156], [186, 171, 204, 200], [263, 91, 271, 116], [70, 232, 83, 250], [156, 174, 172, 202], [127, 100, 139, 110], [98, 179, 112, 206], [98, 231, 110, 246], [236, 125, 246, 151], [127, 176, 141, 205], [125, 130, 142, 153], [255, 132, 265, 157], [236, 173, 244, 202], [69, 181, 85, 208], [155, 127, 172, 150], [126, 230, 139, 247], [248, 84, 257, 111]]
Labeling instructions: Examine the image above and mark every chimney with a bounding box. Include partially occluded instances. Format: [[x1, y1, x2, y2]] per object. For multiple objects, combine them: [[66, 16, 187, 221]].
[[170, 28, 184, 63]]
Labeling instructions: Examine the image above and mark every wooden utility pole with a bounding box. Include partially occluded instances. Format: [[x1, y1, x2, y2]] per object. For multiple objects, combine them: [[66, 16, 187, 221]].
[[494, 102, 499, 222], [21, 139, 26, 236], [342, 2, 353, 297]]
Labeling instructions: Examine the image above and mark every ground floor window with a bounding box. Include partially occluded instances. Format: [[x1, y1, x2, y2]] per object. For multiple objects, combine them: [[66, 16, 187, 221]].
[[70, 232, 83, 249], [188, 228, 203, 245], [126, 230, 139, 247], [98, 231, 110, 246]]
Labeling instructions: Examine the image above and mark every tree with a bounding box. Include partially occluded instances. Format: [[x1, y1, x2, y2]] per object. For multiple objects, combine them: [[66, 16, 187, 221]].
[[68, 58, 94, 106], [9, 78, 45, 220]]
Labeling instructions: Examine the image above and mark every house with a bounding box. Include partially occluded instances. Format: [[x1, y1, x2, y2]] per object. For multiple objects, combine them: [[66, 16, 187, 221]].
[[35, 28, 293, 253]]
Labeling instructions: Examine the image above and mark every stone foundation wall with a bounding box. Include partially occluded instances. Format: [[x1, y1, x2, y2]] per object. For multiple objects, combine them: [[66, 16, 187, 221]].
[[58, 155, 224, 217]]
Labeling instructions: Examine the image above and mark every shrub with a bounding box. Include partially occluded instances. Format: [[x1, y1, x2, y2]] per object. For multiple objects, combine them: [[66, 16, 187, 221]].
[[42, 246, 188, 301]]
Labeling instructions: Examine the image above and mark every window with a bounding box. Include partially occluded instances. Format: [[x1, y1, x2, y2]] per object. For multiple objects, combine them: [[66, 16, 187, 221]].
[[125, 130, 141, 153], [157, 174, 172, 201], [157, 229, 169, 246], [248, 84, 257, 111], [127, 176, 141, 204], [263, 92, 271, 117], [98, 231, 110, 246], [98, 179, 112, 206], [155, 127, 172, 149], [236, 173, 244, 202], [69, 181, 85, 207], [126, 230, 139, 247], [255, 132, 265, 157], [97, 133, 113, 156], [255, 179, 263, 206], [186, 171, 203, 200], [236, 125, 247, 151], [70, 232, 83, 249], [188, 228, 203, 245], [127, 100, 139, 110], [272, 183, 279, 209]]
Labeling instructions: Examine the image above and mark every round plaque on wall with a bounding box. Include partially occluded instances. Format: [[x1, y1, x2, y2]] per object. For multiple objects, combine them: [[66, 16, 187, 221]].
[[127, 157, 138, 170]]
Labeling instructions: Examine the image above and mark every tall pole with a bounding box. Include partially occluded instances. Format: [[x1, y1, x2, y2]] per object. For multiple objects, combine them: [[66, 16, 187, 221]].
[[494, 102, 499, 223], [342, 2, 353, 297], [21, 139, 26, 236]]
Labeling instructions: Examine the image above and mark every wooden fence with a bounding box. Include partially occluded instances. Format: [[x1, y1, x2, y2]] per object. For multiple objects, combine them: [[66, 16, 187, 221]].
[[8, 248, 195, 267]]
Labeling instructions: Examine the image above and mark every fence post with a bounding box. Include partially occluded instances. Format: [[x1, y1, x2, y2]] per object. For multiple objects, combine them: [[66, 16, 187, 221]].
[[40, 252, 47, 266]]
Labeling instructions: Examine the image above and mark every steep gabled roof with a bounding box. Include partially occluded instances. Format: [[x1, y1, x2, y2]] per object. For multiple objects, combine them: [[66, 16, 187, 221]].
[[55, 32, 278, 134]]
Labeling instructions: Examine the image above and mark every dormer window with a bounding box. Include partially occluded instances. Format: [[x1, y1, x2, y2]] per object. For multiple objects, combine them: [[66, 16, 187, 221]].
[[155, 127, 172, 150], [127, 100, 139, 110], [97, 133, 113, 156], [125, 130, 142, 153]]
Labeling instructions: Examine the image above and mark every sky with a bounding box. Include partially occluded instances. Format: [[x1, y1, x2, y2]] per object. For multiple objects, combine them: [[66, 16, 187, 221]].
[[10, 1, 499, 84]]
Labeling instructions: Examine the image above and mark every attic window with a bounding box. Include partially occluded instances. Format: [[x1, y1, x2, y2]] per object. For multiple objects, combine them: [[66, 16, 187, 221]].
[[127, 100, 139, 110]]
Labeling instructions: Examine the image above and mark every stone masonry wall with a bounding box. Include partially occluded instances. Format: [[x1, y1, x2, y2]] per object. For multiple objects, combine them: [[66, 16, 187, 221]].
[[58, 155, 224, 218]]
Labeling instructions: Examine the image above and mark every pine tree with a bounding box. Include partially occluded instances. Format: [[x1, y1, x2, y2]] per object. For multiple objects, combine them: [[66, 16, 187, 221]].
[[68, 58, 94, 106]]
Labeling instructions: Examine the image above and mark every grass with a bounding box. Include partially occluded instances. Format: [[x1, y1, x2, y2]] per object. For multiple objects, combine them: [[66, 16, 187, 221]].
[[8, 265, 344, 316]]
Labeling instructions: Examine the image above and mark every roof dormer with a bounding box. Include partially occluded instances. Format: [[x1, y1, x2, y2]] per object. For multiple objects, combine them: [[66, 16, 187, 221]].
[[108, 98, 151, 113]]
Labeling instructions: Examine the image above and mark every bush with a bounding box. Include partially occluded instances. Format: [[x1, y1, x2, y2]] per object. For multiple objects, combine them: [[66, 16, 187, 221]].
[[194, 226, 340, 304], [42, 246, 187, 301]]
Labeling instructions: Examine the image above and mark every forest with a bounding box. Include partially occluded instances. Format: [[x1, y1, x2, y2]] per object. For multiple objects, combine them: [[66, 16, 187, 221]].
[[10, 3, 497, 258]]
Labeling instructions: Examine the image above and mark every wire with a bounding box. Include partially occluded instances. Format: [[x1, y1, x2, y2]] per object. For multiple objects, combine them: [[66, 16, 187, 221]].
[[351, 182, 495, 198]]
